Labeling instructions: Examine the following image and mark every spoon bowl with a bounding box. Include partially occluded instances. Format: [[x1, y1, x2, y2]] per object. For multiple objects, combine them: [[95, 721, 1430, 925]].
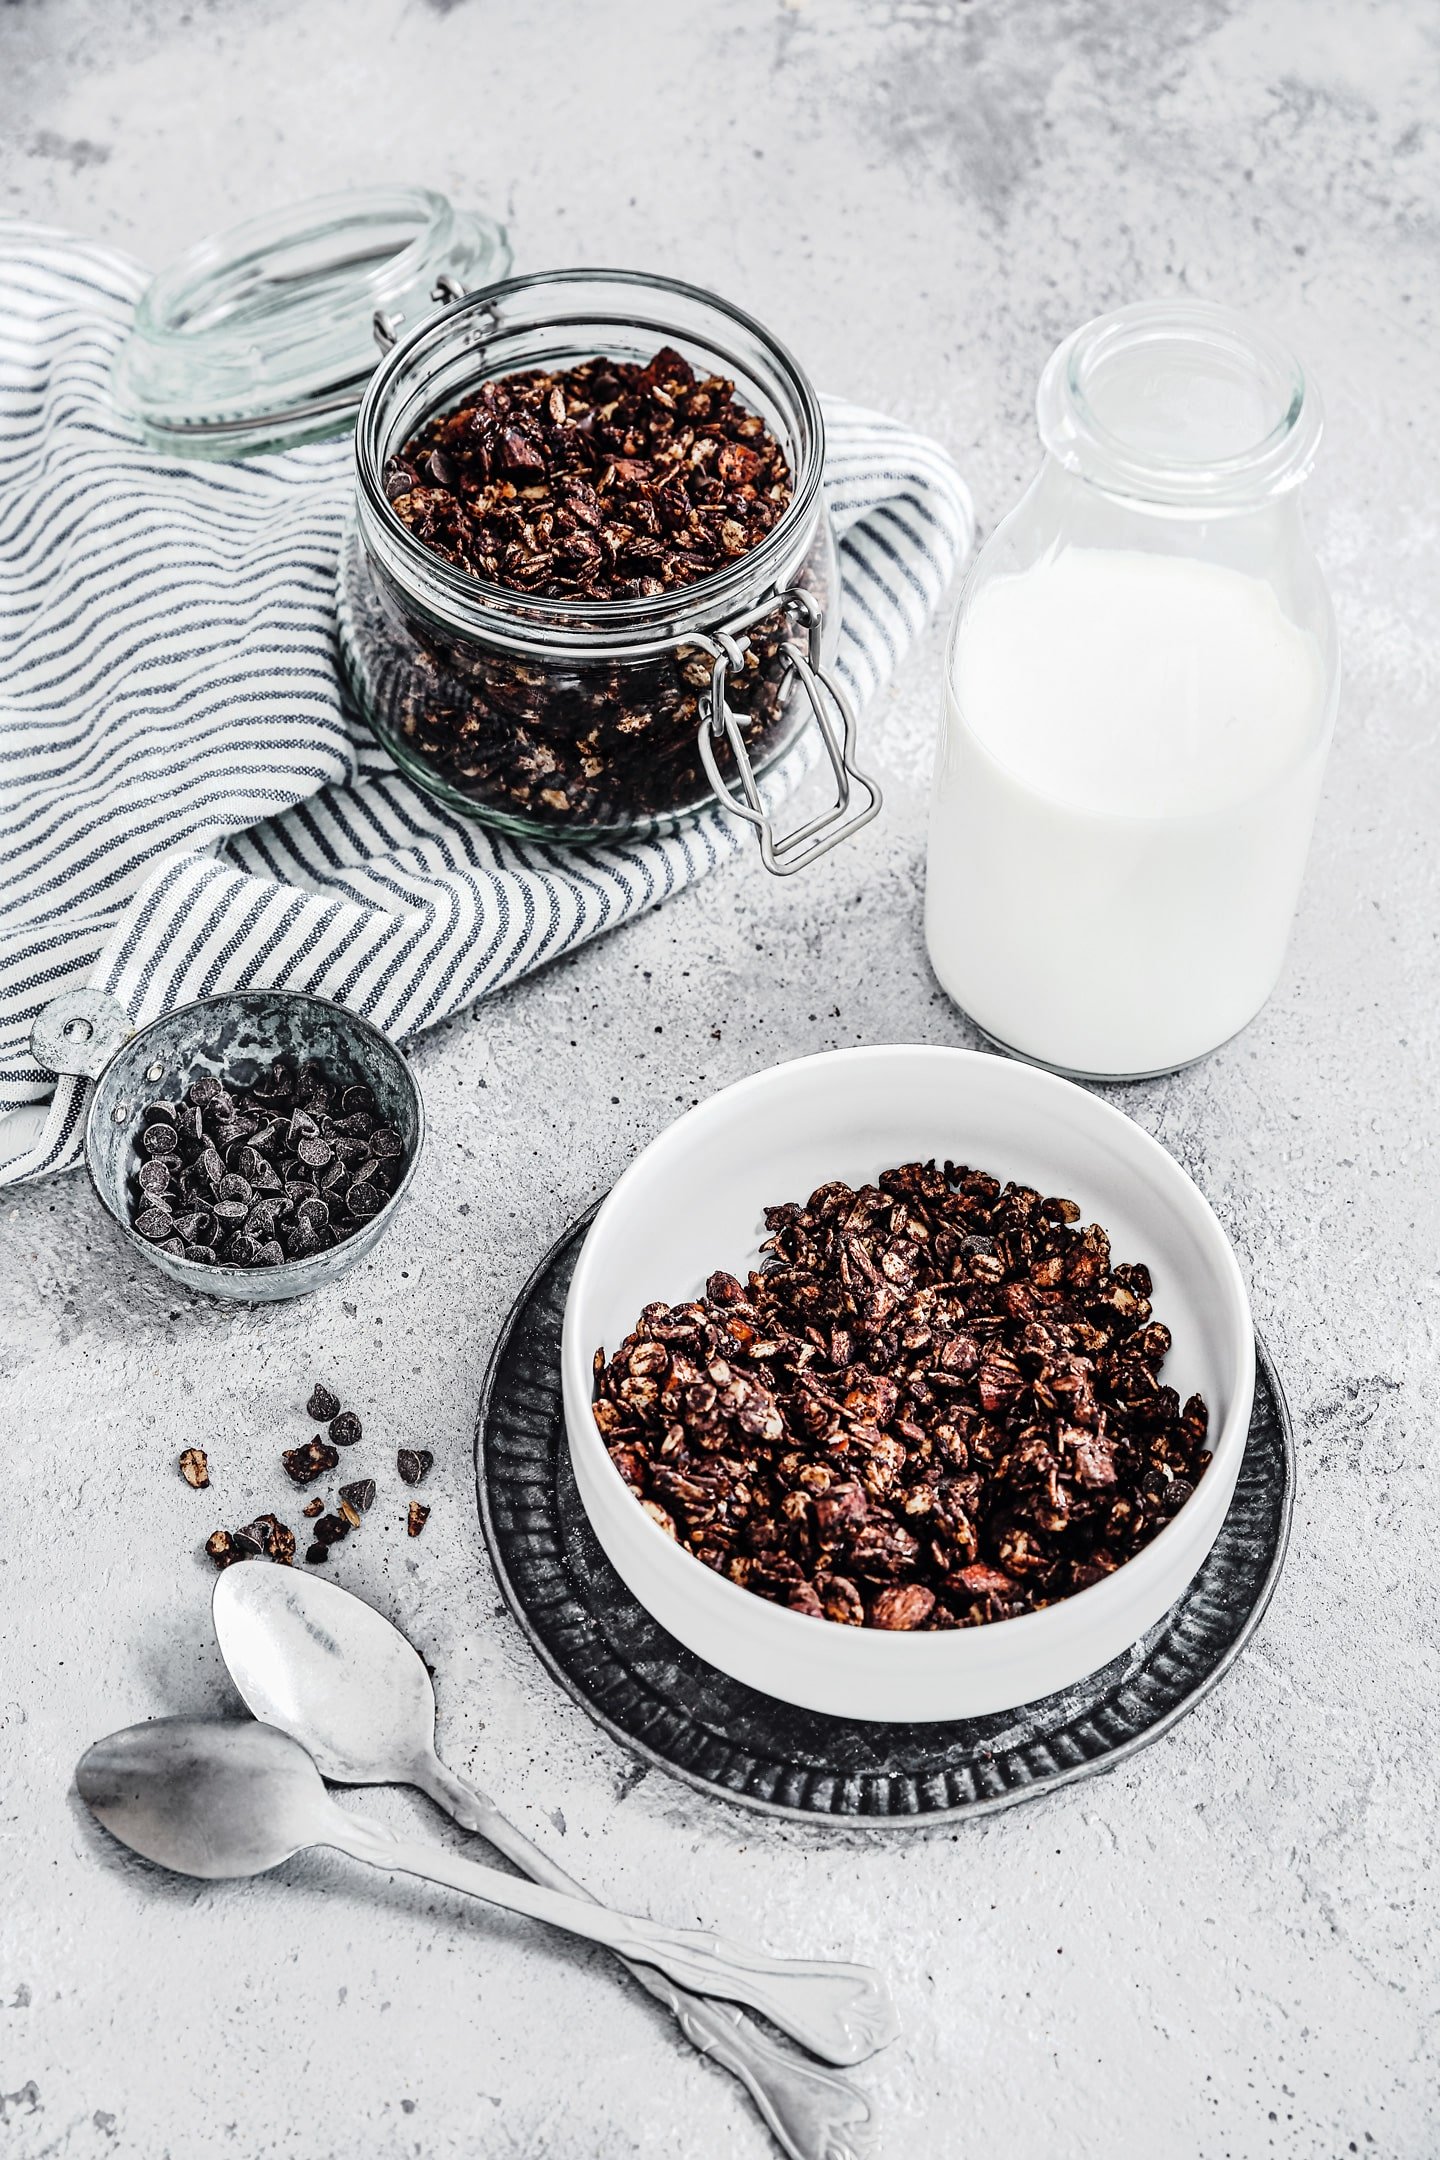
[[213, 1563, 439, 1789], [77, 1716, 340, 1878]]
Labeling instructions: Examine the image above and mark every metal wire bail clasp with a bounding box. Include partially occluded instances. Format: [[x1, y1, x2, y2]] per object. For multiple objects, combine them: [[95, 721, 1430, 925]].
[[697, 587, 882, 876]]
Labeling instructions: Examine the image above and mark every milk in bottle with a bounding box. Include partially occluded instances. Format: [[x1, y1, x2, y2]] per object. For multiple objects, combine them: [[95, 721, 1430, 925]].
[[926, 302, 1339, 1078]]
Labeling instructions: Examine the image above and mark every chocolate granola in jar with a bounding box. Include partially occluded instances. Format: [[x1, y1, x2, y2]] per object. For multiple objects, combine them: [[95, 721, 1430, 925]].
[[338, 271, 879, 869]]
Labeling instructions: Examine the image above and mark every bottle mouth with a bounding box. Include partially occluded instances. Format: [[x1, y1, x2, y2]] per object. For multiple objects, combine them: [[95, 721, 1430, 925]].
[[1037, 300, 1321, 510]]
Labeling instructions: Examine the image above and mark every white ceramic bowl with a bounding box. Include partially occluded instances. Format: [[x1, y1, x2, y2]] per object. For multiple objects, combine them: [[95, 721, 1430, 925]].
[[562, 1046, 1254, 1721]]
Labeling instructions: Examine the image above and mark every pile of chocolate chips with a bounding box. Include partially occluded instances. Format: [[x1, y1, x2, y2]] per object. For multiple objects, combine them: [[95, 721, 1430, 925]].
[[593, 1162, 1212, 1631], [386, 345, 792, 602], [127, 1060, 405, 1268], [203, 1382, 433, 1568]]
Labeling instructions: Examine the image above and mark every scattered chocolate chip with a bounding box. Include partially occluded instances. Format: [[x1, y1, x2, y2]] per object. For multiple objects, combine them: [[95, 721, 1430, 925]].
[[178, 1447, 210, 1490], [339, 1479, 376, 1514], [283, 1437, 341, 1487], [407, 1502, 430, 1538], [314, 1513, 350, 1546], [306, 1541, 330, 1564], [306, 1383, 341, 1422], [329, 1411, 362, 1448], [396, 1448, 433, 1487]]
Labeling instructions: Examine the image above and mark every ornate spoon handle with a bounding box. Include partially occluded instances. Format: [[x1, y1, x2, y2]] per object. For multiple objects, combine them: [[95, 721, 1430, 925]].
[[328, 1799, 896, 2071], [416, 1754, 878, 2160]]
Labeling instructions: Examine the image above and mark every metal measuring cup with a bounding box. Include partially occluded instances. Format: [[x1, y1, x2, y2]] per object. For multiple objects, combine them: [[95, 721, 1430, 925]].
[[30, 987, 426, 1303]]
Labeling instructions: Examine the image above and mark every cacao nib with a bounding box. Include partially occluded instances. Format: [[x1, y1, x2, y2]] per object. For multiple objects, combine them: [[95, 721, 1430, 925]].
[[283, 1438, 340, 1487], [592, 1162, 1211, 1630]]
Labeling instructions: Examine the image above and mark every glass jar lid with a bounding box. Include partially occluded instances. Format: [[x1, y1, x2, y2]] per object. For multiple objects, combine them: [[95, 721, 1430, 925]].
[[114, 185, 510, 458]]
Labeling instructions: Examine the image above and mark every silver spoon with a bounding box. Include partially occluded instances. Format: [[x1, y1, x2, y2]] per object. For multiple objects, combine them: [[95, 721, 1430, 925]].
[[77, 1713, 894, 2078], [211, 1565, 883, 2159]]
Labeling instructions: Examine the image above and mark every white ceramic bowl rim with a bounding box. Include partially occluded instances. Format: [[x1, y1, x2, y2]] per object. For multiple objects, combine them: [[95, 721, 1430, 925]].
[[563, 1044, 1254, 1658]]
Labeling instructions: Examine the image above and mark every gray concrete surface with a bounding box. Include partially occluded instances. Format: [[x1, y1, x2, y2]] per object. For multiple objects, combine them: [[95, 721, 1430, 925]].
[[2, 2, 1436, 2155]]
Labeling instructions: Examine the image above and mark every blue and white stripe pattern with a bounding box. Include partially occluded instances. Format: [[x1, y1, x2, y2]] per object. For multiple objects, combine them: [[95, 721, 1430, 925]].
[[0, 222, 973, 1185]]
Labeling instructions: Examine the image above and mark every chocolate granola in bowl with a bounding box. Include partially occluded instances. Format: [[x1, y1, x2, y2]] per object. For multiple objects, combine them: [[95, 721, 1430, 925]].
[[592, 1161, 1211, 1631]]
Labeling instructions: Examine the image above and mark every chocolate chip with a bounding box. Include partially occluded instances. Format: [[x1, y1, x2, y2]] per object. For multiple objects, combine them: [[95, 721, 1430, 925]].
[[329, 1411, 362, 1448], [306, 1384, 341, 1422], [396, 1449, 433, 1486], [127, 1056, 406, 1271], [339, 1478, 376, 1514]]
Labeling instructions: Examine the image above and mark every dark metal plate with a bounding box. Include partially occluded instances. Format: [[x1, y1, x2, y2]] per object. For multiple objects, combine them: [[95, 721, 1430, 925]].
[[475, 1207, 1294, 1826]]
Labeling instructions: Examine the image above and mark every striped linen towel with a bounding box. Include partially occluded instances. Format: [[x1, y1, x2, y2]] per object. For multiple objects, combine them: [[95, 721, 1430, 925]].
[[0, 222, 973, 1185]]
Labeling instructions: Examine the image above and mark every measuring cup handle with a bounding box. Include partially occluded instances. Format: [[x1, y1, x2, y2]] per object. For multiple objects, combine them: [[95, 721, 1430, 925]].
[[30, 990, 136, 1081]]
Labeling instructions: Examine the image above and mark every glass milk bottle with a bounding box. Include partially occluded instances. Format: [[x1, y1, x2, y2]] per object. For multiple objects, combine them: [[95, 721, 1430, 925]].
[[926, 300, 1339, 1080]]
